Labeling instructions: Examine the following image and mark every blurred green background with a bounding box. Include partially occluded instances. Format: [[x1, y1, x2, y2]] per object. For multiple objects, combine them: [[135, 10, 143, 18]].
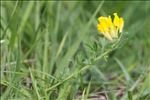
[[1, 1, 150, 100]]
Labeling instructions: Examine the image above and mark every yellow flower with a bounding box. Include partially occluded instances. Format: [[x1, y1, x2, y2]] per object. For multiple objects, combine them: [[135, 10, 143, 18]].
[[97, 13, 124, 41]]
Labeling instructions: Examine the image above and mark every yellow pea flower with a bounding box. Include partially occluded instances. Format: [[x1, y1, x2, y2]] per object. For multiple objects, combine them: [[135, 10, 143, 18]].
[[97, 13, 124, 41], [113, 13, 124, 33]]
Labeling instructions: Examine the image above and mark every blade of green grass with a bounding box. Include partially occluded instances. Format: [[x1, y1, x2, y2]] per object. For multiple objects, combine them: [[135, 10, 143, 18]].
[[35, 1, 40, 30], [115, 57, 132, 83], [9, 1, 34, 50], [29, 68, 41, 100], [42, 27, 49, 82], [56, 31, 69, 59], [2, 1, 19, 39], [85, 80, 91, 99]]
